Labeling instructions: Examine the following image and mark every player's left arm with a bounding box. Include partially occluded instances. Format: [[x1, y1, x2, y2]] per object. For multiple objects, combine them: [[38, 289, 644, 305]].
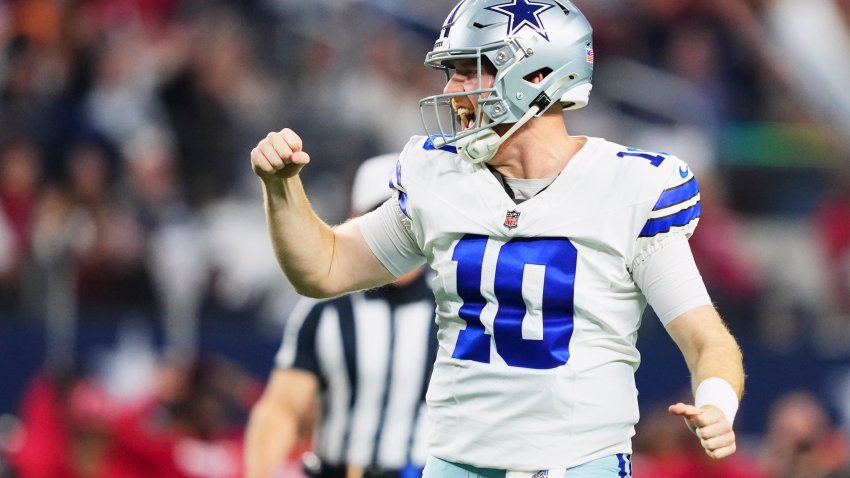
[[628, 156, 744, 459], [665, 305, 744, 459]]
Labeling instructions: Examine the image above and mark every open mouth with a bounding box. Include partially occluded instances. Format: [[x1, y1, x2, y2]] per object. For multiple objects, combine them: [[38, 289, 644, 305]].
[[452, 100, 477, 132]]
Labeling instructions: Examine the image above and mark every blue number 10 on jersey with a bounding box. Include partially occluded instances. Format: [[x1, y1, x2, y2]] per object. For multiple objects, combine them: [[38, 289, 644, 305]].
[[450, 234, 578, 369]]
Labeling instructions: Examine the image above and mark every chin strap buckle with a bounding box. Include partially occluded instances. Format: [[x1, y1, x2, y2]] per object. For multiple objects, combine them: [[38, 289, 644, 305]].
[[530, 92, 551, 111]]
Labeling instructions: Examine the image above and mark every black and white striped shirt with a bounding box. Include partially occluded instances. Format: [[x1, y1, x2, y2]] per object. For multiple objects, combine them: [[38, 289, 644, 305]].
[[275, 275, 437, 471]]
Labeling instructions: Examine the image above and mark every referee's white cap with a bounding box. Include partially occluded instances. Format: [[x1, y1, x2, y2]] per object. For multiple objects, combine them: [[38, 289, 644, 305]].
[[351, 153, 399, 215]]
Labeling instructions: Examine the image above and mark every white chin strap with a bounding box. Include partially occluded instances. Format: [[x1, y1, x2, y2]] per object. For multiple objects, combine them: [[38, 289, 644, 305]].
[[456, 104, 540, 164]]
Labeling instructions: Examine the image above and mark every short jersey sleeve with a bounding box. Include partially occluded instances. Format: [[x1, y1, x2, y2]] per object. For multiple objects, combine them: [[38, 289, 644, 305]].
[[358, 195, 426, 277], [357, 142, 427, 277], [631, 159, 701, 269], [629, 159, 711, 324]]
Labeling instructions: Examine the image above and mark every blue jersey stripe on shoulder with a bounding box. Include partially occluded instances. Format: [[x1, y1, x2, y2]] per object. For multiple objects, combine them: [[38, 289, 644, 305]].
[[423, 136, 457, 154], [394, 160, 403, 188], [399, 191, 410, 218], [653, 177, 698, 210], [640, 202, 701, 237]]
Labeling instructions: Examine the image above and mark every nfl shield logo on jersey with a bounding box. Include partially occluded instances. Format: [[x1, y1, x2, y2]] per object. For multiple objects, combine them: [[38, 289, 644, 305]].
[[504, 209, 520, 229]]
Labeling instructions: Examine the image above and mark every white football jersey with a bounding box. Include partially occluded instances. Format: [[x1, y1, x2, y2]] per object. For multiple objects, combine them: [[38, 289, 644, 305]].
[[359, 135, 708, 470]]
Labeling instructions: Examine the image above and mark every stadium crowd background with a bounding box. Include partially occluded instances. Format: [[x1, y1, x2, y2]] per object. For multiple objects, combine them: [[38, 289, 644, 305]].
[[0, 0, 850, 476]]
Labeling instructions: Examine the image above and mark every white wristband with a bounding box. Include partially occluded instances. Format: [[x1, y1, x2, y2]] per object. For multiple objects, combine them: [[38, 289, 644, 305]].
[[695, 377, 739, 424]]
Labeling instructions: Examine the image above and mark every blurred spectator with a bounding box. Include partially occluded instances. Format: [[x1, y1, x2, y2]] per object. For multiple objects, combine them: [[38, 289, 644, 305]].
[[124, 128, 208, 354], [61, 140, 154, 317], [100, 355, 260, 478], [0, 36, 53, 141], [625, 0, 795, 123], [9, 369, 115, 478], [0, 136, 41, 310], [811, 162, 850, 320], [158, 5, 262, 207], [9, 355, 261, 478], [765, 0, 850, 137], [84, 23, 170, 151], [22, 138, 154, 370], [663, 21, 726, 125], [759, 391, 850, 478], [336, 18, 436, 152]]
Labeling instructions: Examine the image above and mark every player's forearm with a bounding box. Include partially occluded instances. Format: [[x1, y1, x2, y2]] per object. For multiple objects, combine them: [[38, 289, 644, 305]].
[[686, 328, 744, 399], [667, 305, 745, 398], [262, 176, 338, 298], [244, 399, 300, 478]]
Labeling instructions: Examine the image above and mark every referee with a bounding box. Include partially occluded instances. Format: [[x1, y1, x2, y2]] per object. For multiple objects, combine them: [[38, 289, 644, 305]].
[[245, 154, 437, 478]]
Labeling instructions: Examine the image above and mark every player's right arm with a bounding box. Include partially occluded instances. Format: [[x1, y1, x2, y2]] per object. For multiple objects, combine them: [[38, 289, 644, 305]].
[[251, 128, 397, 297], [244, 368, 318, 478]]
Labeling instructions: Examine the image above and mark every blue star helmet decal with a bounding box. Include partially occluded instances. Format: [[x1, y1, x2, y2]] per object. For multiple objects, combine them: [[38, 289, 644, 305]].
[[485, 0, 555, 41]]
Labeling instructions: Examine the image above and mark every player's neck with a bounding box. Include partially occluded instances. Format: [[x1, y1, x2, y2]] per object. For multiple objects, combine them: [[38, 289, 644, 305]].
[[489, 110, 583, 179]]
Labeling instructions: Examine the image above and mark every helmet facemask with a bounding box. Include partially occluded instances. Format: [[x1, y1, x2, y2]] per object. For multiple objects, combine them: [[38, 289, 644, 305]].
[[420, 41, 529, 164]]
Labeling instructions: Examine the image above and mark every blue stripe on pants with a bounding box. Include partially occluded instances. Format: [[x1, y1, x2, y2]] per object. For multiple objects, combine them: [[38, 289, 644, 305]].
[[616, 453, 633, 477]]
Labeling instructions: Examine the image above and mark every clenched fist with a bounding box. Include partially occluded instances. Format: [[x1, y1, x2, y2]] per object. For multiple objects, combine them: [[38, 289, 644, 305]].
[[669, 402, 737, 459], [251, 128, 311, 181]]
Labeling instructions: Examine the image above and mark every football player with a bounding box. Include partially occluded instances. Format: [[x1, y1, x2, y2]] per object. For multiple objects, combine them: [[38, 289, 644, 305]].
[[249, 1, 744, 477]]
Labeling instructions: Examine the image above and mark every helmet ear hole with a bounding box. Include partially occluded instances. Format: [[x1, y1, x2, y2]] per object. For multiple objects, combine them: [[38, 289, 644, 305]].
[[523, 67, 553, 84]]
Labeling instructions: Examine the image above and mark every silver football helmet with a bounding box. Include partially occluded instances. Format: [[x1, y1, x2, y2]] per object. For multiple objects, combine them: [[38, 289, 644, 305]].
[[420, 0, 594, 163]]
